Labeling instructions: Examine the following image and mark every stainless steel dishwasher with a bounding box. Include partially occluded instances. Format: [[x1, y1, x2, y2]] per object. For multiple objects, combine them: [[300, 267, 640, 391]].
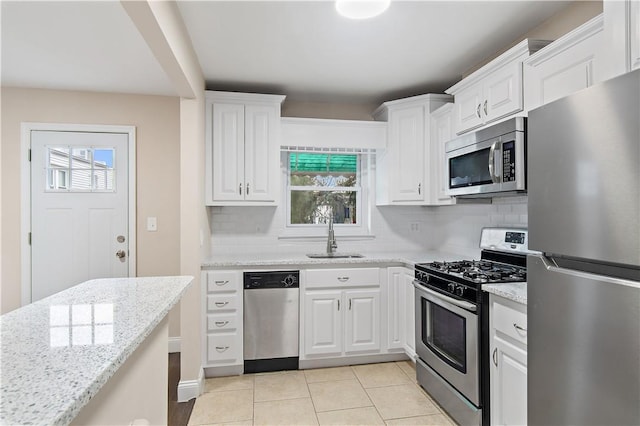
[[243, 270, 299, 373]]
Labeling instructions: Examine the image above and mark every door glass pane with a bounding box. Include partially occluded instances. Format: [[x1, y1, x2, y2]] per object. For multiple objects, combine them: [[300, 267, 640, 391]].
[[48, 147, 69, 168], [423, 300, 467, 372], [45, 146, 115, 192]]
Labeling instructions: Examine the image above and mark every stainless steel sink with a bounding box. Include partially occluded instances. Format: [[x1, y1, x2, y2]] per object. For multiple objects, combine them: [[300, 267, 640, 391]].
[[306, 253, 364, 259]]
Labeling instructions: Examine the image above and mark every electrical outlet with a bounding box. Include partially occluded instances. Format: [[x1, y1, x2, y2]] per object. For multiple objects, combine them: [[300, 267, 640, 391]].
[[410, 222, 420, 232]]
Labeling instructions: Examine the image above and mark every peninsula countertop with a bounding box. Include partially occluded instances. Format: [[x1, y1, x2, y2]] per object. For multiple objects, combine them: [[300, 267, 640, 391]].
[[0, 276, 193, 426]]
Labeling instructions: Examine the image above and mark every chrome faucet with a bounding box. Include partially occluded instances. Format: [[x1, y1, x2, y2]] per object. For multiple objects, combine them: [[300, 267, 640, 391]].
[[326, 215, 338, 254]]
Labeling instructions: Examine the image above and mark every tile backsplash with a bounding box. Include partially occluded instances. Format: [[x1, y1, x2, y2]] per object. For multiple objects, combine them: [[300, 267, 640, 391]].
[[208, 196, 528, 258]]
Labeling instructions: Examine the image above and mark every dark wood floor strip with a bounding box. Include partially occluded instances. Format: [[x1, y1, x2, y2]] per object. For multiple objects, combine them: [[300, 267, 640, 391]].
[[168, 353, 195, 426]]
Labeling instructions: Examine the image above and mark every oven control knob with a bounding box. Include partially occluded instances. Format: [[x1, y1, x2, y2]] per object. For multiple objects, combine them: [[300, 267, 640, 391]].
[[447, 283, 455, 293], [455, 285, 465, 297]]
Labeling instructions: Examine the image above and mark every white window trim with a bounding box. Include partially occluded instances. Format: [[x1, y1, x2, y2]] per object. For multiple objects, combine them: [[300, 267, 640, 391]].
[[279, 151, 374, 239]]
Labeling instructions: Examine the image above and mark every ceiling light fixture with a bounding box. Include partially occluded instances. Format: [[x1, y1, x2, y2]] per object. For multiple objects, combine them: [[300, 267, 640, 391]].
[[335, 0, 391, 20]]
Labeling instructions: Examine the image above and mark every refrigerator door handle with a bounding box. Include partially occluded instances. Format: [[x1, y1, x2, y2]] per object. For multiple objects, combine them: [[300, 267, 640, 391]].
[[539, 255, 640, 288]]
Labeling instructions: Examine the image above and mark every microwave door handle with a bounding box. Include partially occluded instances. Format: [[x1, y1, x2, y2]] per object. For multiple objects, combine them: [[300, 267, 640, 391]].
[[488, 141, 498, 183]]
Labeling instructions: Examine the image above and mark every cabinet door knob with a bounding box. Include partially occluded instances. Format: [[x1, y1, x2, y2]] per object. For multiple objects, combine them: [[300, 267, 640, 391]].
[[492, 347, 498, 366]]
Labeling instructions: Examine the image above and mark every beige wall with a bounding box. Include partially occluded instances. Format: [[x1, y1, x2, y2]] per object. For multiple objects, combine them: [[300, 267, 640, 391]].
[[0, 88, 181, 330]]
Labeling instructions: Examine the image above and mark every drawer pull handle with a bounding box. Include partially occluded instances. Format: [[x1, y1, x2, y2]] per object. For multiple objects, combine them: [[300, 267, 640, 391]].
[[483, 100, 488, 116], [492, 347, 498, 366], [214, 280, 229, 286], [513, 323, 527, 333], [337, 277, 350, 282], [215, 301, 229, 307], [215, 346, 229, 352], [476, 104, 481, 118], [215, 321, 229, 327]]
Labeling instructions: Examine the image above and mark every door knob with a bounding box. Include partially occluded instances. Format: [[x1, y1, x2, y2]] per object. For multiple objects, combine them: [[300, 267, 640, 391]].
[[115, 250, 127, 260], [117, 235, 126, 243]]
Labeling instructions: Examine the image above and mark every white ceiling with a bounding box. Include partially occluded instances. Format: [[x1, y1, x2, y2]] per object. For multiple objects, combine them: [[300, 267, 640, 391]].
[[1, 1, 175, 96], [2, 1, 573, 104]]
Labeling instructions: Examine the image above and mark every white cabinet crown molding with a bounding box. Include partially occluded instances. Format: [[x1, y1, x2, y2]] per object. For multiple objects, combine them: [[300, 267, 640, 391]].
[[373, 93, 453, 118], [446, 39, 551, 95], [205, 90, 286, 105], [524, 14, 604, 67], [430, 102, 454, 118]]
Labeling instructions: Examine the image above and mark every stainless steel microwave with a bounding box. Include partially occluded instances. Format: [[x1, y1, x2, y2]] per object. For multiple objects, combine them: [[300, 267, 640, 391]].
[[445, 117, 526, 197]]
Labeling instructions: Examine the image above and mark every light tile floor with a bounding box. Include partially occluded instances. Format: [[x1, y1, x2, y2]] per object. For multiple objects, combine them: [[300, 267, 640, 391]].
[[188, 361, 457, 426]]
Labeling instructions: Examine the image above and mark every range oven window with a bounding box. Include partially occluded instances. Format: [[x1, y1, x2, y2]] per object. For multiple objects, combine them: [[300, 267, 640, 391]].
[[449, 148, 492, 189], [422, 298, 467, 373]]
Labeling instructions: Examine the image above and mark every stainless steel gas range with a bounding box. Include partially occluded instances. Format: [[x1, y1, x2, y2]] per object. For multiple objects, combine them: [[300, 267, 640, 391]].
[[413, 228, 530, 426]]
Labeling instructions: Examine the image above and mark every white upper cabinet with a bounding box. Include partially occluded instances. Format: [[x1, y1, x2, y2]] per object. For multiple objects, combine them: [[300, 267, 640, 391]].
[[524, 15, 605, 111], [373, 94, 452, 205], [602, 0, 640, 80], [205, 91, 285, 206], [446, 39, 550, 135], [429, 103, 455, 205]]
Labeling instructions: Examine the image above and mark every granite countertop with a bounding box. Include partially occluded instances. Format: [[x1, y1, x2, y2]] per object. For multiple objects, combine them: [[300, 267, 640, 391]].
[[483, 282, 527, 305], [0, 276, 193, 426], [202, 250, 477, 269]]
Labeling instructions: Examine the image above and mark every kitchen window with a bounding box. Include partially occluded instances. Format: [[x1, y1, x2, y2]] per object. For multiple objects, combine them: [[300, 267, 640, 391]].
[[282, 149, 372, 237]]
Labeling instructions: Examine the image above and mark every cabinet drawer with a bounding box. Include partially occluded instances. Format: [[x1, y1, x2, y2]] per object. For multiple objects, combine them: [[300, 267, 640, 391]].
[[207, 313, 239, 332], [206, 333, 242, 364], [306, 268, 380, 288], [492, 297, 527, 346], [207, 294, 239, 312], [206, 270, 239, 293]]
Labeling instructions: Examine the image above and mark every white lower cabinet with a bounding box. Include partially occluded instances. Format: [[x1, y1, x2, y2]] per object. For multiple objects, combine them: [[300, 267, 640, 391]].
[[302, 268, 381, 358], [202, 270, 243, 369], [387, 267, 416, 357], [490, 294, 527, 426], [303, 290, 343, 355]]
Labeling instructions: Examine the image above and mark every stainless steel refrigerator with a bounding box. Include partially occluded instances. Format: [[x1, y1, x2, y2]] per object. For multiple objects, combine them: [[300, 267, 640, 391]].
[[527, 69, 640, 425]]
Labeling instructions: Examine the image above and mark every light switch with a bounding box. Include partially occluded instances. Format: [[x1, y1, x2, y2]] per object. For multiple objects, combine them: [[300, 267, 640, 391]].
[[147, 217, 158, 232]]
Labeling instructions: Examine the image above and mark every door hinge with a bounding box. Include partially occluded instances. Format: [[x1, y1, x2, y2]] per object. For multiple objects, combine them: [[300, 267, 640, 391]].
[[28, 232, 32, 245], [28, 149, 32, 162]]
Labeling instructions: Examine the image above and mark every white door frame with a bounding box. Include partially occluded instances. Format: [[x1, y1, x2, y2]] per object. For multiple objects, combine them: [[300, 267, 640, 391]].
[[21, 122, 137, 305]]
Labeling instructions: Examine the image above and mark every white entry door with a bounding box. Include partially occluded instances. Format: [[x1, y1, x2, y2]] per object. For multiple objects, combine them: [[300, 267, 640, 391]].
[[31, 130, 130, 302]]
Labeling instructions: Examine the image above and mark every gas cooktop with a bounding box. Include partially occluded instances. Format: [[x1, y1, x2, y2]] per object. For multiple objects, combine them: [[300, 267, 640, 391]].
[[416, 260, 527, 284]]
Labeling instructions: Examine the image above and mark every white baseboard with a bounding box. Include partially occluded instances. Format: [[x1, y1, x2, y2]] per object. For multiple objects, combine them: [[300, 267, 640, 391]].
[[168, 337, 181, 353], [177, 367, 204, 402]]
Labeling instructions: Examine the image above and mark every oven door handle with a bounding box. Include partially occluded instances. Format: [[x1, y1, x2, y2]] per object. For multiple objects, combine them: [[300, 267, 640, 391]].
[[414, 281, 477, 312]]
